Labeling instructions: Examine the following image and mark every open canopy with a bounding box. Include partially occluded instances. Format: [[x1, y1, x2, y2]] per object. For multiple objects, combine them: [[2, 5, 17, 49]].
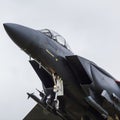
[[40, 29, 71, 50]]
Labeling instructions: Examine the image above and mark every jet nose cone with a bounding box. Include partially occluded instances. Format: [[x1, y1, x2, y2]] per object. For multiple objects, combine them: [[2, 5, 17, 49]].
[[3, 23, 36, 50]]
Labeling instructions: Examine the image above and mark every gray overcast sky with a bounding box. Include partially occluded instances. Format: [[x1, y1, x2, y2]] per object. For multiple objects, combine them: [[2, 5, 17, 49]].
[[0, 0, 120, 119]]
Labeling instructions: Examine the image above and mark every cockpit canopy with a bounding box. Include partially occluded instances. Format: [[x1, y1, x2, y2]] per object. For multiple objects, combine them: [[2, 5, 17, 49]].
[[40, 29, 71, 50]]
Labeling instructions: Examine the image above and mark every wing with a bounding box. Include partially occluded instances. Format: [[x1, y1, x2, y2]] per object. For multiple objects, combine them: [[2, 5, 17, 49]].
[[66, 55, 115, 85], [23, 104, 63, 120], [66, 55, 119, 119]]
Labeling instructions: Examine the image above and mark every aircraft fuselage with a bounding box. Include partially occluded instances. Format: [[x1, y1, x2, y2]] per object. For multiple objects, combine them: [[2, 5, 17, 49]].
[[4, 23, 120, 120]]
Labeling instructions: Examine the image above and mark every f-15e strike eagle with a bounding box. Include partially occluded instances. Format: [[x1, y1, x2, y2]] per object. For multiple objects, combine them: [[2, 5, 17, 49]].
[[4, 23, 120, 120]]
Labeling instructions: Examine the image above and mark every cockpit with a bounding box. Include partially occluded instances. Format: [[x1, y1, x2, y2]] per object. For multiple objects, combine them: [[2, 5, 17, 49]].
[[40, 29, 71, 50]]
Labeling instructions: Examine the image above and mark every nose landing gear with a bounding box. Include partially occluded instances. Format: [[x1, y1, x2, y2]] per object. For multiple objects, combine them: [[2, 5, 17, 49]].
[[52, 73, 64, 110]]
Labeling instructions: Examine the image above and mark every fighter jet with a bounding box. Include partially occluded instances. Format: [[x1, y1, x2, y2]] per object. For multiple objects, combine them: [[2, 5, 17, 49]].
[[4, 23, 120, 120]]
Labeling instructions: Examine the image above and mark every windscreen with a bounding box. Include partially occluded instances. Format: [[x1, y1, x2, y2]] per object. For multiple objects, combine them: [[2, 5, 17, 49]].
[[40, 29, 71, 50]]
